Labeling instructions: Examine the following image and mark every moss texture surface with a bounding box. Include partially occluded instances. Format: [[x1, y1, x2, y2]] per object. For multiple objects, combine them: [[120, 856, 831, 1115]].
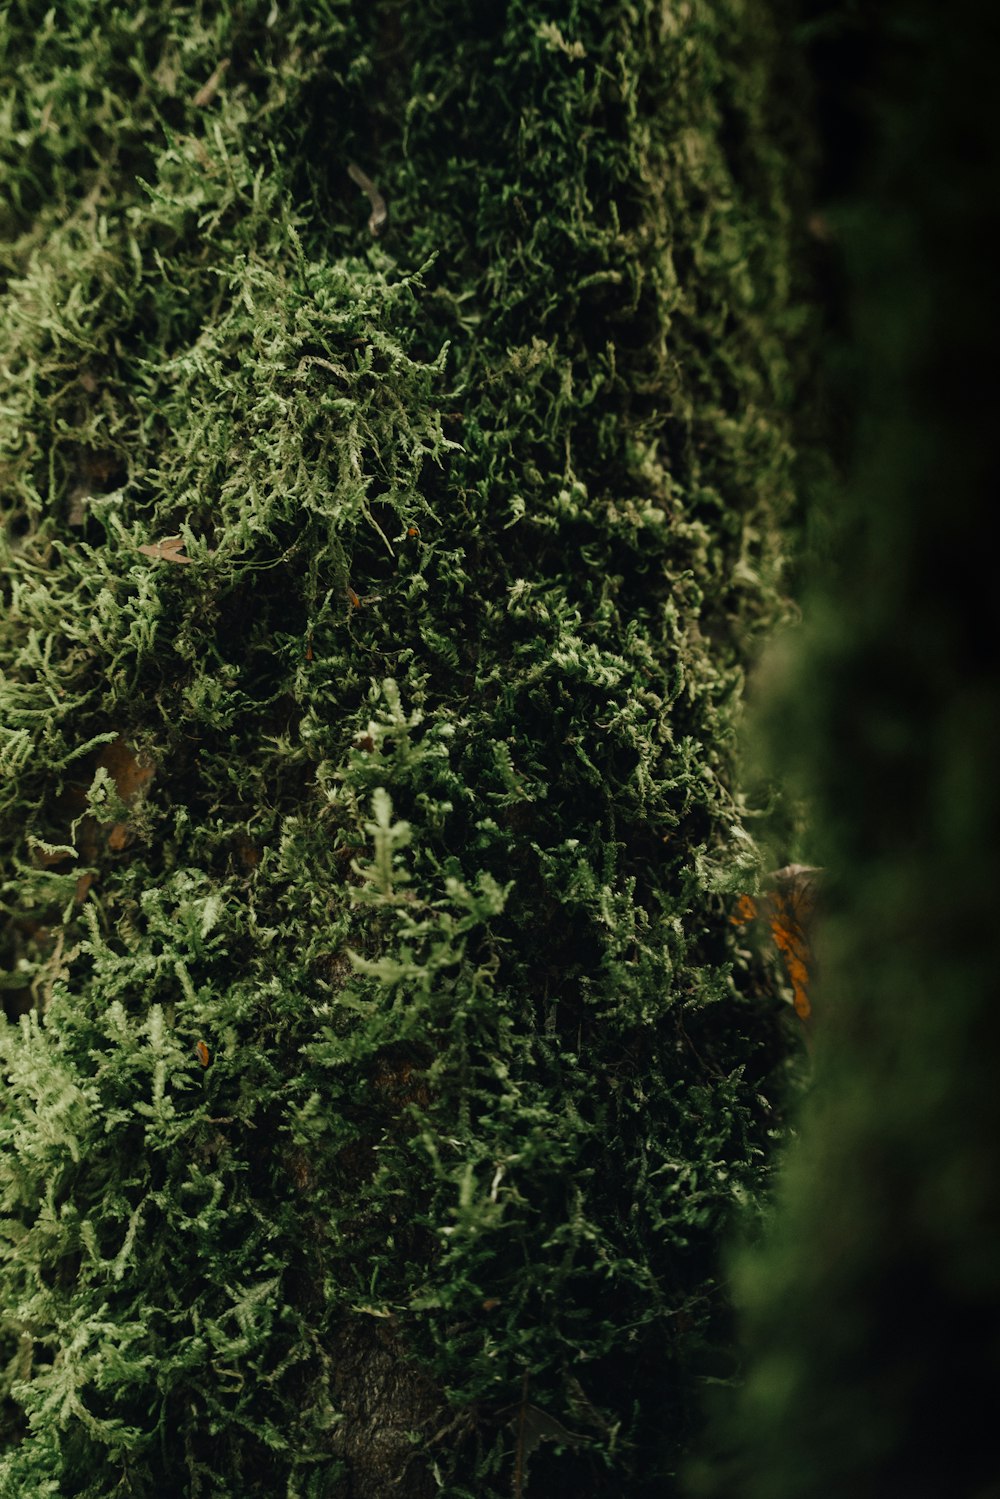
[[1, 4, 812, 1494]]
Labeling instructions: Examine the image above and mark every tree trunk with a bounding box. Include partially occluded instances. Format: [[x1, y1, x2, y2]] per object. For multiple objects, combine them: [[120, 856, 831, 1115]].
[[0, 3, 813, 1494]]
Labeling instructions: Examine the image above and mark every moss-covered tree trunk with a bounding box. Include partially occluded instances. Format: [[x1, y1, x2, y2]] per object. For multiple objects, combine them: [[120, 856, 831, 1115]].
[[1, 4, 812, 1494]]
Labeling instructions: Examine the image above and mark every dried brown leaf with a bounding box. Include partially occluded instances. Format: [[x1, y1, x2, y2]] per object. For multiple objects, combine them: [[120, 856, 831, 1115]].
[[138, 535, 194, 565]]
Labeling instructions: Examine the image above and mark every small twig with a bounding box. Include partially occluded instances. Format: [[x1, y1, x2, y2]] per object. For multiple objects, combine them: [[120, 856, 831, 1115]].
[[345, 584, 383, 611], [347, 161, 388, 237], [192, 58, 230, 108], [514, 1369, 529, 1499]]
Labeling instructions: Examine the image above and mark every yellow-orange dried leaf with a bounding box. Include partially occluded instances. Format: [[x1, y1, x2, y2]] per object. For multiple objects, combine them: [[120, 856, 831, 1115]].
[[731, 893, 758, 926], [731, 867, 820, 1021], [767, 902, 812, 1019]]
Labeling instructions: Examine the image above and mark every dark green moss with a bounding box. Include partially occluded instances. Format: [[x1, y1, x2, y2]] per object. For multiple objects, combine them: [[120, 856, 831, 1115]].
[[1, 3, 814, 1493]]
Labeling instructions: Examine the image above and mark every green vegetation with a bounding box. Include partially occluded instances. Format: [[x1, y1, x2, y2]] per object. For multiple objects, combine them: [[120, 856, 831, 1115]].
[[1, 3, 814, 1493], [689, 4, 1000, 1496]]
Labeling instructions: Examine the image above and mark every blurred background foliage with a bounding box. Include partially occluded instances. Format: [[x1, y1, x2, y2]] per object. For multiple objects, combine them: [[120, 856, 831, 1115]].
[[690, 2, 1000, 1496]]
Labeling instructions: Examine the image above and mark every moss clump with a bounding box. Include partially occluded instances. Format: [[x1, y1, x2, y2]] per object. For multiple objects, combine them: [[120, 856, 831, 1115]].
[[1, 3, 813, 1494]]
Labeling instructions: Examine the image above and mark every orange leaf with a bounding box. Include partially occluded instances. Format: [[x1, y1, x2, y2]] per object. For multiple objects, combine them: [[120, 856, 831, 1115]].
[[732, 866, 820, 1021], [731, 893, 759, 926]]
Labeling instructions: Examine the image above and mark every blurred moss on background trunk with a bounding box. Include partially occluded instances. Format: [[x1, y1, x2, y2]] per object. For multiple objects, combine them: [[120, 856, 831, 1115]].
[[688, 3, 1000, 1497], [1, 3, 817, 1495]]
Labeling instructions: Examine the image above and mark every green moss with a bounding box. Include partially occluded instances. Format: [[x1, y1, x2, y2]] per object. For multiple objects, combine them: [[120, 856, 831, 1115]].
[[1, 2, 814, 1493]]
